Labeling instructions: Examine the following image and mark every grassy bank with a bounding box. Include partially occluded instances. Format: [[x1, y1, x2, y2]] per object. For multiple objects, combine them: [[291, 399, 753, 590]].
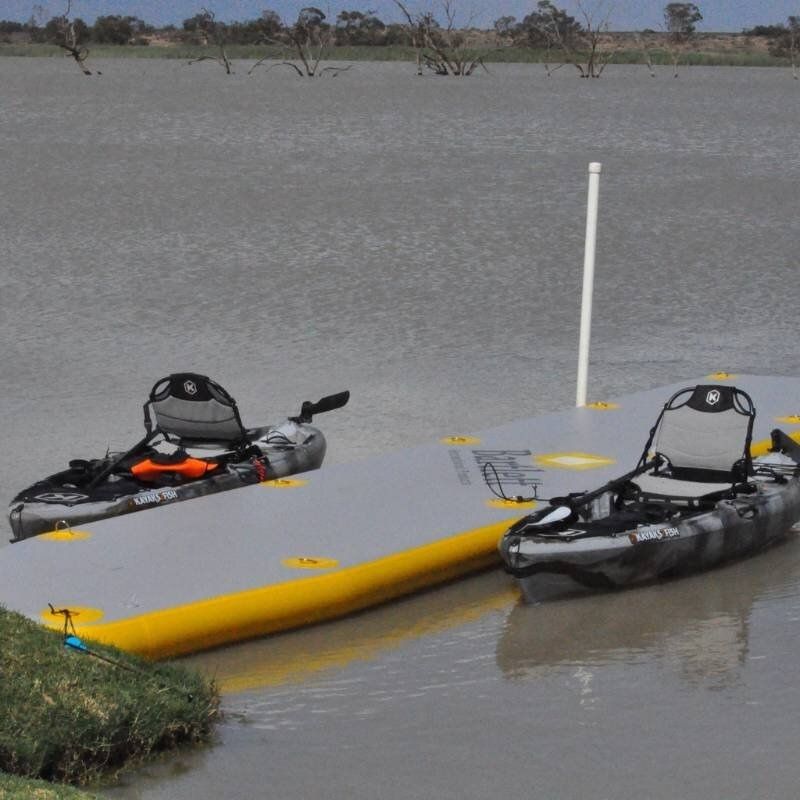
[[0, 42, 791, 68], [0, 772, 98, 799], [0, 605, 219, 790]]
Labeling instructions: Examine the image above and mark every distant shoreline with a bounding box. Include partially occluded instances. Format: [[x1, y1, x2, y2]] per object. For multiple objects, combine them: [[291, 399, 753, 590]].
[[0, 40, 791, 69]]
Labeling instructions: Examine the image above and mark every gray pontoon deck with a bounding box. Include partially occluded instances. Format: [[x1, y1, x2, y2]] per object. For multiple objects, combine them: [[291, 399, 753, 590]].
[[0, 373, 797, 658]]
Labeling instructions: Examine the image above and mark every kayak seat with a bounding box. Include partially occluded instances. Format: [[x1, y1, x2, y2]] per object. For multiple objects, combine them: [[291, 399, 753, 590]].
[[633, 384, 756, 505], [144, 373, 254, 452], [631, 473, 735, 506]]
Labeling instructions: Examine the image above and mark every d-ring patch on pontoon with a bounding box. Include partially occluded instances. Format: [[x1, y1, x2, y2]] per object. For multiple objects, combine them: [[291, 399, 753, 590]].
[[40, 605, 105, 628], [260, 478, 309, 488], [282, 557, 339, 570], [40, 520, 92, 541], [534, 452, 616, 471], [486, 498, 537, 510], [440, 436, 481, 446]]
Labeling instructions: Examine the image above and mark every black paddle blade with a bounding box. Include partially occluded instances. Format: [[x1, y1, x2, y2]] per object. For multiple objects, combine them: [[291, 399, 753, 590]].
[[293, 390, 350, 423]]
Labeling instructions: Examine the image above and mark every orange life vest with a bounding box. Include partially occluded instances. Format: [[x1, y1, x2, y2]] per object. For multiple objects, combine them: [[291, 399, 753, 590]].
[[131, 457, 219, 482]]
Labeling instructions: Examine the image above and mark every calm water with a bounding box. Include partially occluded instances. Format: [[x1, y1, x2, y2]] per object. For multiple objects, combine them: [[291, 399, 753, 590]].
[[2, 57, 799, 798]]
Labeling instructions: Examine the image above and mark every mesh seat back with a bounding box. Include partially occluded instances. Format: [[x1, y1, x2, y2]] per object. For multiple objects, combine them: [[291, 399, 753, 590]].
[[651, 385, 754, 478], [146, 373, 247, 443]]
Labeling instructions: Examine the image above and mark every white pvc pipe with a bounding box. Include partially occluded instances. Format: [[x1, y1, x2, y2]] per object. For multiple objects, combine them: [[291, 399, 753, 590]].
[[576, 162, 602, 408]]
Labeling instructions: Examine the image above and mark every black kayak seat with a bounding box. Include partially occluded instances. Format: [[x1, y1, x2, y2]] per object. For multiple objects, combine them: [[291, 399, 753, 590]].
[[144, 373, 250, 448], [632, 384, 756, 504], [632, 474, 735, 503]]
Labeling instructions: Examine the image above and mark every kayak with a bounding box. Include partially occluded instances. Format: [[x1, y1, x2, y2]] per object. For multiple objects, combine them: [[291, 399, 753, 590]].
[[498, 384, 800, 591], [8, 373, 349, 542]]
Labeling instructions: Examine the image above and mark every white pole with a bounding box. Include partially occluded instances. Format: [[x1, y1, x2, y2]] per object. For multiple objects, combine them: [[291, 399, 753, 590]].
[[576, 162, 602, 408]]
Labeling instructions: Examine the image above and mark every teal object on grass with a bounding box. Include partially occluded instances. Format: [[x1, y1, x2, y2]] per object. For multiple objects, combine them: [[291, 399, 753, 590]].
[[64, 635, 88, 653]]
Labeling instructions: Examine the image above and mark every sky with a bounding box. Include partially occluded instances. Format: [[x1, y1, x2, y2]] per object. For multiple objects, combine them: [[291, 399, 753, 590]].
[[2, 0, 798, 31]]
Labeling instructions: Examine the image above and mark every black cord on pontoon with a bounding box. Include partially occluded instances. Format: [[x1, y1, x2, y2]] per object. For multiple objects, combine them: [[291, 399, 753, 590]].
[[482, 462, 542, 504]]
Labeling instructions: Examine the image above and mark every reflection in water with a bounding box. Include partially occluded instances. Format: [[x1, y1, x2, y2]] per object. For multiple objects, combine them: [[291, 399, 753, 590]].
[[106, 537, 800, 800], [181, 569, 519, 694], [497, 534, 800, 691]]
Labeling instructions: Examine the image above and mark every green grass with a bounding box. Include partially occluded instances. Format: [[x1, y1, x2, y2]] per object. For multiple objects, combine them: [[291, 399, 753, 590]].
[[0, 772, 98, 799], [0, 42, 791, 68], [0, 605, 219, 788], [618, 47, 787, 67]]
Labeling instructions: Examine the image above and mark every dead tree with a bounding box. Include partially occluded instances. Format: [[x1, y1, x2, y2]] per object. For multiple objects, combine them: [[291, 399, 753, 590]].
[[551, 0, 613, 78], [249, 7, 350, 77], [663, 33, 689, 77], [392, 0, 488, 76], [634, 30, 658, 76], [59, 19, 91, 74], [392, 1, 428, 74], [761, 15, 800, 79], [52, 1, 92, 75], [522, 0, 612, 78], [634, 4, 702, 79], [187, 9, 232, 73]]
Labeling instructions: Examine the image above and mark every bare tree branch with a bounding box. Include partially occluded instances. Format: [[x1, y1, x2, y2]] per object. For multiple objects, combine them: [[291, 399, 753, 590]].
[[392, 0, 426, 74], [634, 31, 658, 76], [392, 0, 490, 76], [249, 8, 340, 77], [186, 8, 232, 73], [555, 0, 612, 77], [55, 0, 93, 75]]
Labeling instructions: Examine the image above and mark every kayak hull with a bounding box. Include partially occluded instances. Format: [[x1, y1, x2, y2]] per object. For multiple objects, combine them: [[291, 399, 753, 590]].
[[499, 477, 800, 591], [8, 423, 325, 542]]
